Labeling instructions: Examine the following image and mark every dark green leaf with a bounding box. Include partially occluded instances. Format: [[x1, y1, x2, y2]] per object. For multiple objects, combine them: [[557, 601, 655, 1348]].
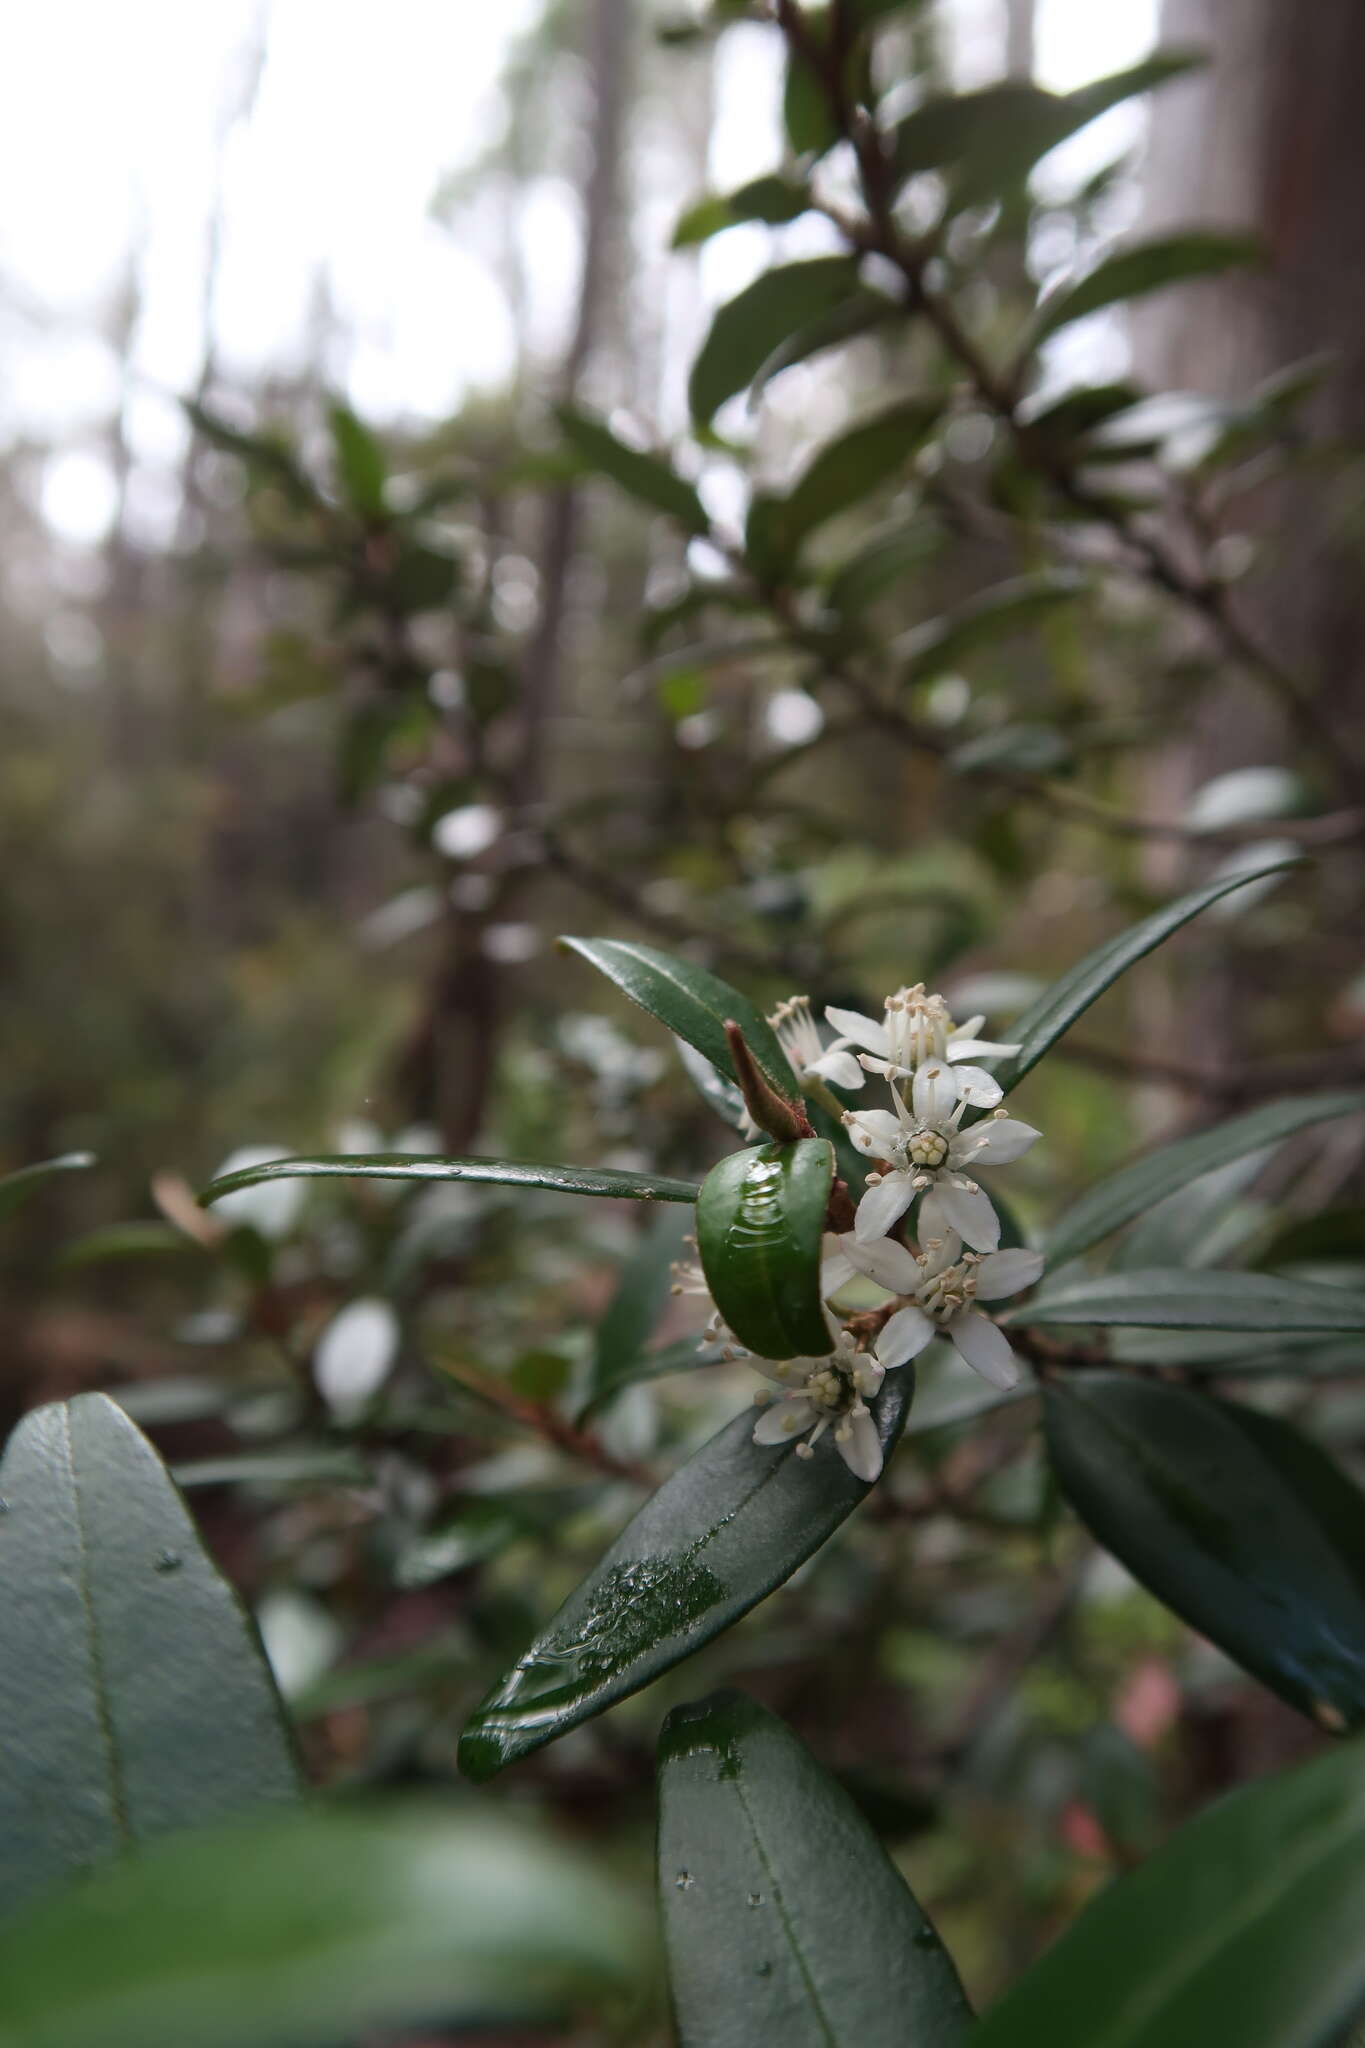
[[784, 40, 840, 159], [658, 1691, 972, 2047], [689, 258, 865, 422], [672, 175, 812, 247], [0, 1394, 299, 1920], [388, 538, 460, 613], [697, 1141, 833, 1359], [992, 856, 1303, 1095], [900, 571, 1086, 685], [328, 402, 387, 518], [0, 1804, 648, 2048], [557, 406, 709, 534], [201, 1151, 700, 1209], [1010, 1269, 1365, 1333], [950, 722, 1072, 776], [561, 936, 797, 1100], [749, 286, 900, 402], [589, 1206, 696, 1410], [973, 1734, 1365, 2048], [1047, 1092, 1365, 1269], [54, 1221, 200, 1271], [0, 1150, 95, 1222], [826, 516, 934, 616], [1033, 231, 1262, 342], [458, 1370, 914, 1779], [1045, 1373, 1365, 1729], [762, 398, 942, 563], [172, 1448, 368, 1491], [891, 57, 1201, 206]]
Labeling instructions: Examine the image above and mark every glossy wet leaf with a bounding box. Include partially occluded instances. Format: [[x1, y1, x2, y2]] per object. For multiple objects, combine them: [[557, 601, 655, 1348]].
[[589, 1206, 696, 1412], [0, 1150, 95, 1223], [0, 1804, 648, 2048], [201, 1150, 700, 1209], [557, 406, 709, 534], [688, 257, 863, 422], [1047, 1092, 1365, 1269], [1033, 230, 1262, 342], [991, 856, 1302, 1096], [561, 936, 797, 1101], [658, 1691, 972, 2048], [0, 1394, 299, 1920], [1045, 1375, 1365, 1729], [899, 571, 1086, 685], [458, 1369, 914, 1780], [1010, 1268, 1365, 1333], [697, 1141, 834, 1360], [974, 1715, 1365, 2048]]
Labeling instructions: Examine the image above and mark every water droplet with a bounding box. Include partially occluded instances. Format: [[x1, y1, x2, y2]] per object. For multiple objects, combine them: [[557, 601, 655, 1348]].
[[913, 1926, 939, 1950], [746, 1892, 764, 1908], [154, 1550, 183, 1574], [0, 1496, 9, 1515], [755, 1960, 773, 1977], [674, 1871, 695, 1891]]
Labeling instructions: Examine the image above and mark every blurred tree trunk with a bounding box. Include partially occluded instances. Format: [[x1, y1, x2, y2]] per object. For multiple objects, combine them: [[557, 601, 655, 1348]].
[[406, 0, 636, 1150], [1136, 0, 1365, 1068], [1003, 0, 1034, 80]]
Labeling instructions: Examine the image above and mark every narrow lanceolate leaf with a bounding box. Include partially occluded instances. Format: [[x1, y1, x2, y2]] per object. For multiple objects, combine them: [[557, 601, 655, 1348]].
[[1009, 1269, 1365, 1334], [764, 397, 944, 561], [992, 856, 1302, 1096], [0, 1394, 298, 1920], [201, 1151, 700, 1209], [1046, 1092, 1365, 1269], [556, 405, 709, 535], [588, 1206, 696, 1413], [1033, 230, 1262, 342], [688, 257, 863, 423], [0, 1150, 95, 1222], [898, 571, 1086, 685], [561, 937, 798, 1101], [458, 1371, 914, 1780], [1045, 1375, 1365, 1731], [672, 174, 812, 247], [697, 1142, 833, 1360], [658, 1692, 972, 2048], [0, 1806, 647, 2048], [974, 1725, 1365, 2048]]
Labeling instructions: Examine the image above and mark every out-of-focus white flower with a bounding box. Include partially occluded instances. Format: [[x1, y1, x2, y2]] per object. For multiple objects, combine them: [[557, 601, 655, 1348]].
[[875, 1232, 1043, 1389], [845, 1061, 1041, 1251]]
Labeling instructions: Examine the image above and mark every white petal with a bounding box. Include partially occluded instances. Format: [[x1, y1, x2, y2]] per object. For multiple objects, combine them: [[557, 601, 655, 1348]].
[[810, 1048, 865, 1091], [950, 1015, 987, 1043], [855, 1172, 915, 1243], [840, 1232, 921, 1294], [747, 1355, 804, 1385], [845, 1108, 905, 1157], [753, 1398, 817, 1446], [934, 1179, 1000, 1252], [821, 1247, 858, 1297], [911, 1062, 959, 1123], [876, 1305, 937, 1369], [914, 1220, 963, 1278], [947, 1038, 1020, 1061], [952, 1117, 1042, 1168], [824, 1007, 889, 1057], [948, 1312, 1020, 1389], [837, 1407, 883, 1482], [857, 1054, 907, 1081], [974, 1248, 1045, 1301], [945, 1064, 1004, 1109]]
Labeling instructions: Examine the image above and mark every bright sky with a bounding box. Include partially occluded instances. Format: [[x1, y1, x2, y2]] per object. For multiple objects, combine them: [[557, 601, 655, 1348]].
[[0, 0, 1151, 547]]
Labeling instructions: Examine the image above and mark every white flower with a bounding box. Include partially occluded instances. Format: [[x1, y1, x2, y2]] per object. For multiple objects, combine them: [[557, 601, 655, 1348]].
[[874, 1231, 1043, 1390], [824, 983, 1018, 1107], [749, 1327, 888, 1480], [767, 995, 865, 1092], [844, 1062, 1041, 1252]]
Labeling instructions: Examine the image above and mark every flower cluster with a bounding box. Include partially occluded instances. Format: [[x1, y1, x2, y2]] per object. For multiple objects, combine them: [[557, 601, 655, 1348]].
[[709, 983, 1047, 1482]]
